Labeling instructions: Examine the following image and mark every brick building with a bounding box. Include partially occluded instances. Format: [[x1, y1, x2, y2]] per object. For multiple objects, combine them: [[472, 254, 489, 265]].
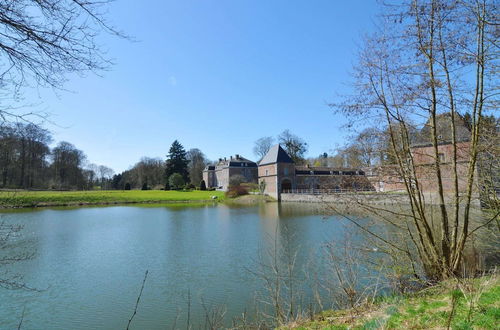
[[258, 145, 372, 200], [365, 140, 476, 194]]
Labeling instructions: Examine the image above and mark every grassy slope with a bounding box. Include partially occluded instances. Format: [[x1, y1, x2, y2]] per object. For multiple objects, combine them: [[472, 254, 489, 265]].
[[0, 190, 225, 207], [287, 276, 499, 329]]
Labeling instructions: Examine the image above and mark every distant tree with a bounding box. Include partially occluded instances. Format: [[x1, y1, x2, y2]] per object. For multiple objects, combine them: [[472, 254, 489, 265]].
[[278, 130, 308, 164], [168, 173, 185, 190], [111, 174, 123, 189], [186, 148, 207, 185], [199, 180, 207, 191], [124, 182, 131, 190], [165, 140, 190, 183], [141, 182, 148, 190], [98, 165, 114, 190], [51, 141, 86, 189], [253, 136, 275, 159]]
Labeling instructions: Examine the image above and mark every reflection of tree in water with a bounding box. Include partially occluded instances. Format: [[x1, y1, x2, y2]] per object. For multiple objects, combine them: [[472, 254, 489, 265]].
[[0, 219, 36, 291]]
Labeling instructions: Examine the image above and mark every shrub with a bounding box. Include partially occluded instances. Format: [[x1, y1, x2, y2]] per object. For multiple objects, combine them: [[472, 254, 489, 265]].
[[184, 183, 195, 190], [124, 183, 131, 190], [225, 185, 249, 198], [168, 173, 185, 190], [199, 180, 207, 191], [229, 174, 246, 187], [141, 182, 149, 190]]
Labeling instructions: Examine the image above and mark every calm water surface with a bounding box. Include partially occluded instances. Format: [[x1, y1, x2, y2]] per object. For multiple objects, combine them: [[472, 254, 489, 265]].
[[0, 202, 361, 329]]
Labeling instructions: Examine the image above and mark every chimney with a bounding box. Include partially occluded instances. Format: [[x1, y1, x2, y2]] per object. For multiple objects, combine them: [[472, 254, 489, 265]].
[[236, 154, 240, 159], [230, 156, 233, 160]]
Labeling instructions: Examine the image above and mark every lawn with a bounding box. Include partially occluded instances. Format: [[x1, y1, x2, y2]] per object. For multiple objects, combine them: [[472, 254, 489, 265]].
[[0, 190, 225, 208]]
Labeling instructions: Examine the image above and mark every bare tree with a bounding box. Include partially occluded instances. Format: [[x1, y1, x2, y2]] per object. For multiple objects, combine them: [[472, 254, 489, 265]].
[[186, 148, 207, 186], [98, 165, 114, 190], [333, 0, 499, 280], [253, 136, 275, 160], [0, 0, 126, 122], [278, 130, 308, 164]]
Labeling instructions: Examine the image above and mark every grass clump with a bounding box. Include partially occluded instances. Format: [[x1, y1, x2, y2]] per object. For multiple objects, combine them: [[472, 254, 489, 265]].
[[284, 274, 499, 329]]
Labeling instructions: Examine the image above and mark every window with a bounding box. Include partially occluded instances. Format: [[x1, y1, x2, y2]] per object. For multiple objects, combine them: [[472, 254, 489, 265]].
[[265, 169, 269, 176], [284, 167, 289, 175], [438, 153, 445, 162]]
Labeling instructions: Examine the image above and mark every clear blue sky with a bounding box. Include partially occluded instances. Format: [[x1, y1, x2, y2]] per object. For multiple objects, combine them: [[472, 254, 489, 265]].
[[35, 0, 380, 173]]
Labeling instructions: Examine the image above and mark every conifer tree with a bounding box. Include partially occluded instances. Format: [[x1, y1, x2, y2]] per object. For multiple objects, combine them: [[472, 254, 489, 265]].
[[165, 140, 190, 183]]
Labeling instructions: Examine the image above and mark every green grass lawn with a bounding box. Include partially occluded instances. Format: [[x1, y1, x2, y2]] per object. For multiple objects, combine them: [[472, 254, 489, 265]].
[[285, 275, 499, 329], [0, 190, 225, 208]]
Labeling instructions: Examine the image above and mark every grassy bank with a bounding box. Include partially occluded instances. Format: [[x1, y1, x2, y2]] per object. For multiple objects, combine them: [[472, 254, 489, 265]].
[[285, 275, 499, 329], [0, 190, 225, 208]]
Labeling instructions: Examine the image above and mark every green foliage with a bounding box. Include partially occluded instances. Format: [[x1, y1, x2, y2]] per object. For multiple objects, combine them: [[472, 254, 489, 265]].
[[168, 173, 185, 190], [184, 183, 195, 190], [259, 180, 266, 194], [124, 183, 131, 190], [141, 182, 149, 190], [165, 140, 189, 183]]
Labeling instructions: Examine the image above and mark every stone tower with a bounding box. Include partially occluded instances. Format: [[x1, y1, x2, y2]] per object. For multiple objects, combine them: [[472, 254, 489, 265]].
[[258, 144, 295, 200]]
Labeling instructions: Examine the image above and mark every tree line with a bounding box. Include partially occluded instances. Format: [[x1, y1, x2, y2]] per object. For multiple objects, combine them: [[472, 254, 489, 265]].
[[111, 140, 209, 191], [0, 122, 114, 190]]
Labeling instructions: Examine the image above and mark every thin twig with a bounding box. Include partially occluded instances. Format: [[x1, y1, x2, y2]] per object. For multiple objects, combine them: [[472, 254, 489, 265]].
[[126, 270, 148, 330]]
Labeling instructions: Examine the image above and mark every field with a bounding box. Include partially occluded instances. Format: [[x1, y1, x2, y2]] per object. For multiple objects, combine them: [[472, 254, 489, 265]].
[[0, 190, 225, 208]]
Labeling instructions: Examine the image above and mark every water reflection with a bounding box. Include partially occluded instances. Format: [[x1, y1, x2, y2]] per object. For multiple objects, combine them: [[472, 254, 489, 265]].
[[0, 202, 494, 329]]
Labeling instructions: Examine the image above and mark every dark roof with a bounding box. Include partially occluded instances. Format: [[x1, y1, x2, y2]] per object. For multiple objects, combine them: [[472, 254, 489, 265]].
[[259, 144, 294, 165], [210, 155, 257, 168]]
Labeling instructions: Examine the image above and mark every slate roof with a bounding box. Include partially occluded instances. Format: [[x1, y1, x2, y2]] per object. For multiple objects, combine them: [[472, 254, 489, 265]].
[[259, 144, 294, 165]]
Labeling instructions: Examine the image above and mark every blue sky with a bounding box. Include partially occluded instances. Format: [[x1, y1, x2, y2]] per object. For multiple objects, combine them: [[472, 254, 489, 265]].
[[34, 0, 380, 173]]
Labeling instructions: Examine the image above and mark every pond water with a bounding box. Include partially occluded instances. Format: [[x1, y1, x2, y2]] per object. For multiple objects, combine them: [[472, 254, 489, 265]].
[[0, 202, 362, 329], [0, 202, 493, 329]]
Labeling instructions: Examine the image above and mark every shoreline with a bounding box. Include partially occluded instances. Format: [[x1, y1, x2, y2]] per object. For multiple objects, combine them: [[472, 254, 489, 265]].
[[0, 199, 223, 209]]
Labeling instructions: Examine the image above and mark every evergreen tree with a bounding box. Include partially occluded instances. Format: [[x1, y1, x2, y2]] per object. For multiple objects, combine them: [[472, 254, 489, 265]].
[[199, 179, 207, 191], [165, 140, 190, 182]]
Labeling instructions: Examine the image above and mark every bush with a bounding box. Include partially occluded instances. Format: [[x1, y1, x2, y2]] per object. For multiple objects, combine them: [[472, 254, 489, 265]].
[[229, 174, 246, 187], [168, 173, 185, 190], [124, 183, 131, 190], [225, 185, 249, 198], [199, 180, 207, 191], [141, 182, 149, 190], [184, 183, 195, 190]]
